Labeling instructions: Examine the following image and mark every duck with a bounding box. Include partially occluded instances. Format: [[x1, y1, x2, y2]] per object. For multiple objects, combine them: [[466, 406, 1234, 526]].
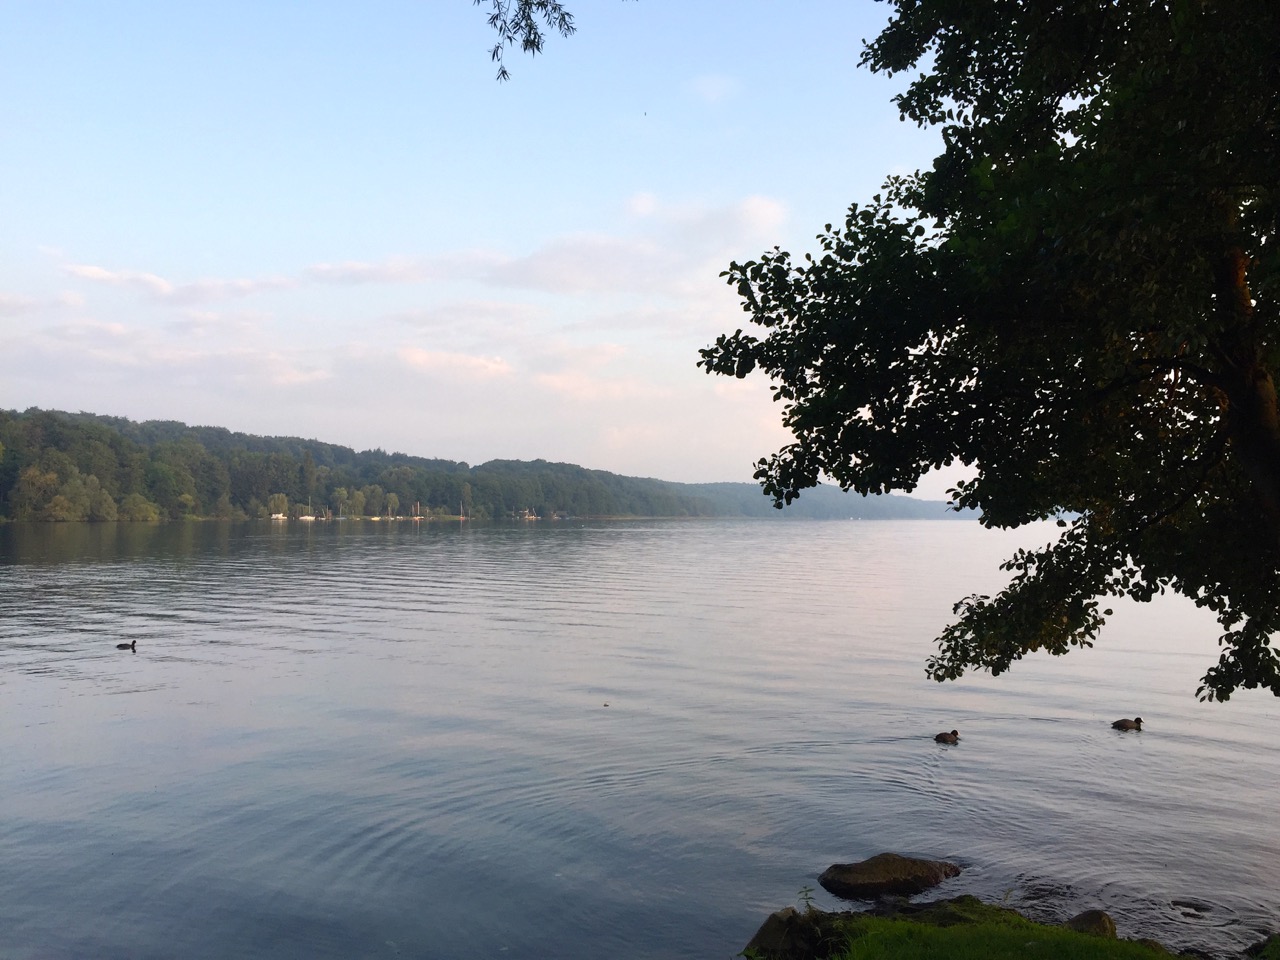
[[116, 640, 136, 651], [934, 729, 960, 744], [1111, 717, 1142, 731]]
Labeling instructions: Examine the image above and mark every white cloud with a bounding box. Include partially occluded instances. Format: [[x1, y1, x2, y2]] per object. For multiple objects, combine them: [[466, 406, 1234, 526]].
[[349, 196, 792, 300], [65, 263, 294, 303], [390, 299, 547, 332], [260, 355, 332, 386], [483, 196, 784, 297], [736, 195, 788, 235], [66, 264, 174, 296], [307, 257, 430, 284], [398, 346, 512, 379], [645, 194, 788, 247], [165, 308, 267, 338], [485, 233, 675, 295], [532, 369, 662, 402], [44, 317, 132, 342], [173, 276, 295, 303], [0, 294, 37, 316], [627, 192, 658, 217], [306, 250, 502, 285]]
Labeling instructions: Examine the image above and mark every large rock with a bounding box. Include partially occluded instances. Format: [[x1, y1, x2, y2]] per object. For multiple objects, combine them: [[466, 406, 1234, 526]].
[[818, 852, 961, 900], [741, 906, 839, 960], [1245, 932, 1280, 957], [1065, 909, 1117, 938]]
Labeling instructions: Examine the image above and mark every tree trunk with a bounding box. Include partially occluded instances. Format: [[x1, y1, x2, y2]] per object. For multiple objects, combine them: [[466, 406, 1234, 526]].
[[1216, 246, 1280, 543]]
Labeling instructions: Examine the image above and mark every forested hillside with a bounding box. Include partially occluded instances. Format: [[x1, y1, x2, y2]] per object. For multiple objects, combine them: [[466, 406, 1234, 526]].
[[0, 409, 957, 521]]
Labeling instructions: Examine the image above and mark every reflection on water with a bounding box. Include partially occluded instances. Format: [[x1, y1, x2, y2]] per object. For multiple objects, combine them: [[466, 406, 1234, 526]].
[[1, 519, 1278, 959]]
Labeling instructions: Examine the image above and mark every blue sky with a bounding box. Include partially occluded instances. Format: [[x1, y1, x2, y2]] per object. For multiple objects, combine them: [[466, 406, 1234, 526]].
[[1, 1, 949, 489]]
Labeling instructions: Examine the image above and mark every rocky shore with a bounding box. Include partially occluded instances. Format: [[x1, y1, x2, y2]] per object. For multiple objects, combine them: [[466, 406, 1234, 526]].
[[743, 853, 1280, 960]]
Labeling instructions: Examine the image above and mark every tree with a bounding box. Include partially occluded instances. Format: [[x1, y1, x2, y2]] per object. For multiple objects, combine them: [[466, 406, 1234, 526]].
[[300, 451, 318, 502], [211, 492, 238, 521], [698, 0, 1280, 700], [145, 460, 195, 520], [8, 465, 59, 520], [348, 488, 367, 518], [85, 475, 118, 522], [474, 0, 576, 81], [46, 471, 91, 521], [118, 493, 160, 522], [362, 484, 386, 519], [330, 486, 350, 517]]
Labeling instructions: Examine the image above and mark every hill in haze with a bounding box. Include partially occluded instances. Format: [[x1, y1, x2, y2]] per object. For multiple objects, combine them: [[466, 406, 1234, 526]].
[[0, 408, 965, 522]]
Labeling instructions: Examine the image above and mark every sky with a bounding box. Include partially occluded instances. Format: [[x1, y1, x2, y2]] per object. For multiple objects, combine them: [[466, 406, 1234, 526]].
[[0, 1, 952, 492]]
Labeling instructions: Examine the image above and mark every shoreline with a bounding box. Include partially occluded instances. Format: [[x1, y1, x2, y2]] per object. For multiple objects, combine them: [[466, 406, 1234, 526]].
[[744, 894, 1280, 960]]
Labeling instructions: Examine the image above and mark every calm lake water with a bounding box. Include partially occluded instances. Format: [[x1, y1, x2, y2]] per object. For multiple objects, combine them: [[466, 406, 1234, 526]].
[[2, 518, 1278, 959]]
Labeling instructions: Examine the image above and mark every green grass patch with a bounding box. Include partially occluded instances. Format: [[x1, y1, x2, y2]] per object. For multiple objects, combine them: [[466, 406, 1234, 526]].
[[744, 897, 1179, 960], [830, 915, 1169, 960]]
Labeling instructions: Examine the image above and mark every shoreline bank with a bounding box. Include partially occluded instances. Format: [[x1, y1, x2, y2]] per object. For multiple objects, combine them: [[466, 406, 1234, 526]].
[[744, 895, 1280, 960]]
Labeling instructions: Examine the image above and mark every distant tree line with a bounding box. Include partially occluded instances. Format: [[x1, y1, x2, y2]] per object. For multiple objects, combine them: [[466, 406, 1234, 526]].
[[0, 409, 723, 521], [0, 409, 954, 523]]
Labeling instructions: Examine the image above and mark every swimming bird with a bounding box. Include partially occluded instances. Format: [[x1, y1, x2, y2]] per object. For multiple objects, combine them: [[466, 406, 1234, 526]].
[[116, 640, 136, 651], [1111, 717, 1142, 731], [934, 729, 960, 744]]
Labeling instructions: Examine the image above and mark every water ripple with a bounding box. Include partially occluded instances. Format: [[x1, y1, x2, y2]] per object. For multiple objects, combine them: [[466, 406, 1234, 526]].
[[2, 519, 1279, 959]]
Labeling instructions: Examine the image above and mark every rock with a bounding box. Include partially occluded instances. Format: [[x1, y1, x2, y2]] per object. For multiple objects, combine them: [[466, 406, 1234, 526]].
[[1065, 909, 1117, 938], [741, 906, 835, 960], [1245, 932, 1280, 957], [818, 852, 961, 900]]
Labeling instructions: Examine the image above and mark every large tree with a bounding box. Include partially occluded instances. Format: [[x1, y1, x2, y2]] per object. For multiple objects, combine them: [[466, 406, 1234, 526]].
[[696, 0, 1280, 700]]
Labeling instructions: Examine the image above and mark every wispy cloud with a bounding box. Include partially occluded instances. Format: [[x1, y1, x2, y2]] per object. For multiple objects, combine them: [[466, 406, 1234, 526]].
[[306, 251, 502, 285], [66, 264, 171, 296], [398, 346, 512, 380], [48, 317, 132, 342], [485, 233, 674, 295], [310, 196, 790, 300], [307, 257, 431, 284], [0, 288, 93, 315], [65, 264, 295, 303], [390, 300, 547, 332], [54, 195, 786, 314], [533, 369, 661, 402], [0, 294, 37, 316], [259, 354, 333, 386], [165, 308, 269, 338]]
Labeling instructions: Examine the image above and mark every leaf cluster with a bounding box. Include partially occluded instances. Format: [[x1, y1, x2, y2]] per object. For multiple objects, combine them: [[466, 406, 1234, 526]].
[[474, 0, 576, 80]]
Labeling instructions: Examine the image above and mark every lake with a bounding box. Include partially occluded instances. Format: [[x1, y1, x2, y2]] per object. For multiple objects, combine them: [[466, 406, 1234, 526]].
[[2, 519, 1278, 959]]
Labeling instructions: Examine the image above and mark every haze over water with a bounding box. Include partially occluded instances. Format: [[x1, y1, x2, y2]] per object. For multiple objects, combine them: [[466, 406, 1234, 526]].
[[2, 519, 1278, 959]]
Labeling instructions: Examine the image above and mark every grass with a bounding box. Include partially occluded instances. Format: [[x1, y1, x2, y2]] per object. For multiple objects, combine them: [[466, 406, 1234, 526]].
[[744, 896, 1180, 960], [830, 915, 1171, 960]]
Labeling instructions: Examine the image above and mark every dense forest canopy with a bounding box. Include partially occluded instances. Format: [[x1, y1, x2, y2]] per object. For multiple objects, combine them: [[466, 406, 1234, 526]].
[[0, 409, 952, 523]]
